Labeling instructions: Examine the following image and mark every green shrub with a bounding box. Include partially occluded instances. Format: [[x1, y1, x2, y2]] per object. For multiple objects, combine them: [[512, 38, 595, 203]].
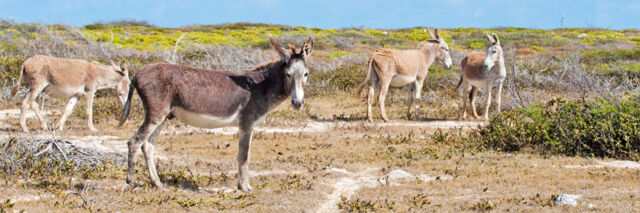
[[580, 49, 640, 64], [530, 45, 546, 52], [308, 64, 365, 96], [326, 51, 351, 59], [474, 97, 640, 160]]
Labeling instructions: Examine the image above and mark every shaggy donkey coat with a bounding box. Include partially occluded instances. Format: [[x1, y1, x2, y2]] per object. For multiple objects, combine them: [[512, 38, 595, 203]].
[[119, 37, 313, 191]]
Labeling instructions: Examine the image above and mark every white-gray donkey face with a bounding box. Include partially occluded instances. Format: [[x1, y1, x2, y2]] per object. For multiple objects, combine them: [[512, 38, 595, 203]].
[[287, 60, 308, 110], [430, 29, 453, 69], [269, 36, 314, 110], [483, 32, 502, 71], [438, 41, 453, 69]]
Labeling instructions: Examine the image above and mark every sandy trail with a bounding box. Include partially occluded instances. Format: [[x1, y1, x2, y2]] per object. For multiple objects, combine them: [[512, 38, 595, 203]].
[[317, 167, 447, 212]]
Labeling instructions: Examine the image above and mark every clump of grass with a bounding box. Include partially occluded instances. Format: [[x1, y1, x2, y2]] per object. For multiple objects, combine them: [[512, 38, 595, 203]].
[[474, 96, 640, 160]]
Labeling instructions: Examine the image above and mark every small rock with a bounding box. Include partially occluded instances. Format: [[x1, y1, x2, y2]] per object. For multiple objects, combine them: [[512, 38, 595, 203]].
[[554, 194, 581, 206]]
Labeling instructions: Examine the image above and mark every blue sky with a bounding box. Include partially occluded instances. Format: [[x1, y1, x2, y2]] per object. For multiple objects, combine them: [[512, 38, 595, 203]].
[[0, 0, 638, 29]]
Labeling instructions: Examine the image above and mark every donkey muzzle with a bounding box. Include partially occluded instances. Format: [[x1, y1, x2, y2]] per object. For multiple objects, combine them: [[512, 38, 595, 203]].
[[291, 99, 304, 110]]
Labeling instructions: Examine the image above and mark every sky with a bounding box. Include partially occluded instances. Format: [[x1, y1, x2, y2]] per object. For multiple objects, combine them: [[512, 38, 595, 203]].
[[0, 0, 638, 29]]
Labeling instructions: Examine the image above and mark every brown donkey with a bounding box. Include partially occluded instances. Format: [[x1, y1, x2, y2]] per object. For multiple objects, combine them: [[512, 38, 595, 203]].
[[455, 32, 506, 121], [119, 37, 313, 190], [356, 29, 452, 122], [11, 55, 130, 132]]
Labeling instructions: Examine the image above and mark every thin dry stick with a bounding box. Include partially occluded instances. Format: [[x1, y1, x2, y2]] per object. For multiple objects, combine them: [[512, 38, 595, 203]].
[[171, 33, 187, 64]]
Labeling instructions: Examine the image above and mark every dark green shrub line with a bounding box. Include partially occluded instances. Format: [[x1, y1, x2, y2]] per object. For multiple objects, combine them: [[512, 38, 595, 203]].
[[474, 96, 640, 160]]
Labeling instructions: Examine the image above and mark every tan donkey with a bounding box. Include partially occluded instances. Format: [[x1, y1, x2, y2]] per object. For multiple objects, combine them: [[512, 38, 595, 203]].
[[356, 29, 452, 122], [11, 55, 130, 132], [455, 32, 506, 121]]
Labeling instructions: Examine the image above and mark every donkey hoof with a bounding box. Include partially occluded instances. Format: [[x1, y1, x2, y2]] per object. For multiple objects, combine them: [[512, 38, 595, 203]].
[[89, 127, 98, 132], [126, 178, 136, 186], [238, 183, 253, 191], [152, 182, 164, 189]]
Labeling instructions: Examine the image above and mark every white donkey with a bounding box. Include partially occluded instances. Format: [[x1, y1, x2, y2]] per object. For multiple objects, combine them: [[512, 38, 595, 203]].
[[455, 32, 506, 120], [11, 55, 130, 132]]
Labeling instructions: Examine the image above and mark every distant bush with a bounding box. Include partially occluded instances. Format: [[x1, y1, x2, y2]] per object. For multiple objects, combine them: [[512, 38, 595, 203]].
[[474, 97, 640, 160], [309, 64, 365, 96], [580, 48, 640, 64], [326, 51, 350, 59]]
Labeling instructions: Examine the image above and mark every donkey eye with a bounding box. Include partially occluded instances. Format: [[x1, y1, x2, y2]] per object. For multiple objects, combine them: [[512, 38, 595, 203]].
[[286, 73, 291, 78], [492, 50, 497, 54], [304, 73, 308, 77]]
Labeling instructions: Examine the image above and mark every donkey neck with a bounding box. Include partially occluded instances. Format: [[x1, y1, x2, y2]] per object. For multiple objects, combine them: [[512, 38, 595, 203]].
[[418, 43, 438, 66], [92, 65, 123, 89], [249, 60, 291, 108], [496, 54, 507, 77]]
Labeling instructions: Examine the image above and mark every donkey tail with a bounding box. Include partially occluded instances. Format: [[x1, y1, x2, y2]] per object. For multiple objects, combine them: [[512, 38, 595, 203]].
[[118, 83, 135, 127], [454, 59, 467, 91], [10, 65, 25, 98], [454, 75, 463, 91], [356, 57, 375, 98]]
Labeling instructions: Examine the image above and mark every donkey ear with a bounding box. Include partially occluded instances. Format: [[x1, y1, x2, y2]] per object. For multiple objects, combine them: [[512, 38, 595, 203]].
[[110, 59, 118, 68], [427, 29, 435, 39], [270, 37, 290, 61], [300, 36, 314, 59], [486, 32, 495, 43], [492, 33, 500, 45]]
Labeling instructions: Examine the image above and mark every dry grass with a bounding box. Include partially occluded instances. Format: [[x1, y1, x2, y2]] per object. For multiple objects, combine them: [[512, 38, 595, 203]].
[[0, 93, 638, 212]]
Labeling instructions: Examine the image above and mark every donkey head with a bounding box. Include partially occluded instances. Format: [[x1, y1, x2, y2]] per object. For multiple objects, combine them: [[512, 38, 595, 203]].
[[483, 32, 503, 71], [269, 37, 313, 110], [428, 29, 453, 69], [110, 60, 131, 106]]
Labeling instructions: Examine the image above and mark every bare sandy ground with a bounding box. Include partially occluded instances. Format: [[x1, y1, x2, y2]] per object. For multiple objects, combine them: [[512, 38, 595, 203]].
[[1, 106, 639, 212]]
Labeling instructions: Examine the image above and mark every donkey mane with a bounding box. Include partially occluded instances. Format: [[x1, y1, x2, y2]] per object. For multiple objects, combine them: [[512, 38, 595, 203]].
[[253, 60, 282, 72]]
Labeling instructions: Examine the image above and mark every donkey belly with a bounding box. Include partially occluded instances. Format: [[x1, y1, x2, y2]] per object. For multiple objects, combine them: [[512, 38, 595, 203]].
[[44, 85, 84, 99], [172, 107, 240, 129], [390, 75, 416, 87]]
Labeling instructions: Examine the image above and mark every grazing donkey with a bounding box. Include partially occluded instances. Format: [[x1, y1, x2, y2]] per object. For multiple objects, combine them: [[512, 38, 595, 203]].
[[11, 55, 130, 132], [356, 29, 453, 122], [455, 32, 506, 120], [119, 37, 313, 191]]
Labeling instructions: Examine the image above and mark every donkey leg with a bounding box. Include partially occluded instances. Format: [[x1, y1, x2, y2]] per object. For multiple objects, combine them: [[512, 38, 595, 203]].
[[378, 79, 392, 122], [142, 135, 163, 188], [470, 86, 479, 119], [237, 125, 254, 191], [366, 72, 378, 122], [460, 81, 469, 120], [20, 93, 32, 132], [126, 116, 166, 187], [57, 96, 79, 131], [406, 84, 415, 120], [483, 84, 494, 121], [28, 85, 48, 131], [412, 80, 424, 120], [149, 118, 168, 145], [496, 82, 504, 113], [85, 92, 97, 132]]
